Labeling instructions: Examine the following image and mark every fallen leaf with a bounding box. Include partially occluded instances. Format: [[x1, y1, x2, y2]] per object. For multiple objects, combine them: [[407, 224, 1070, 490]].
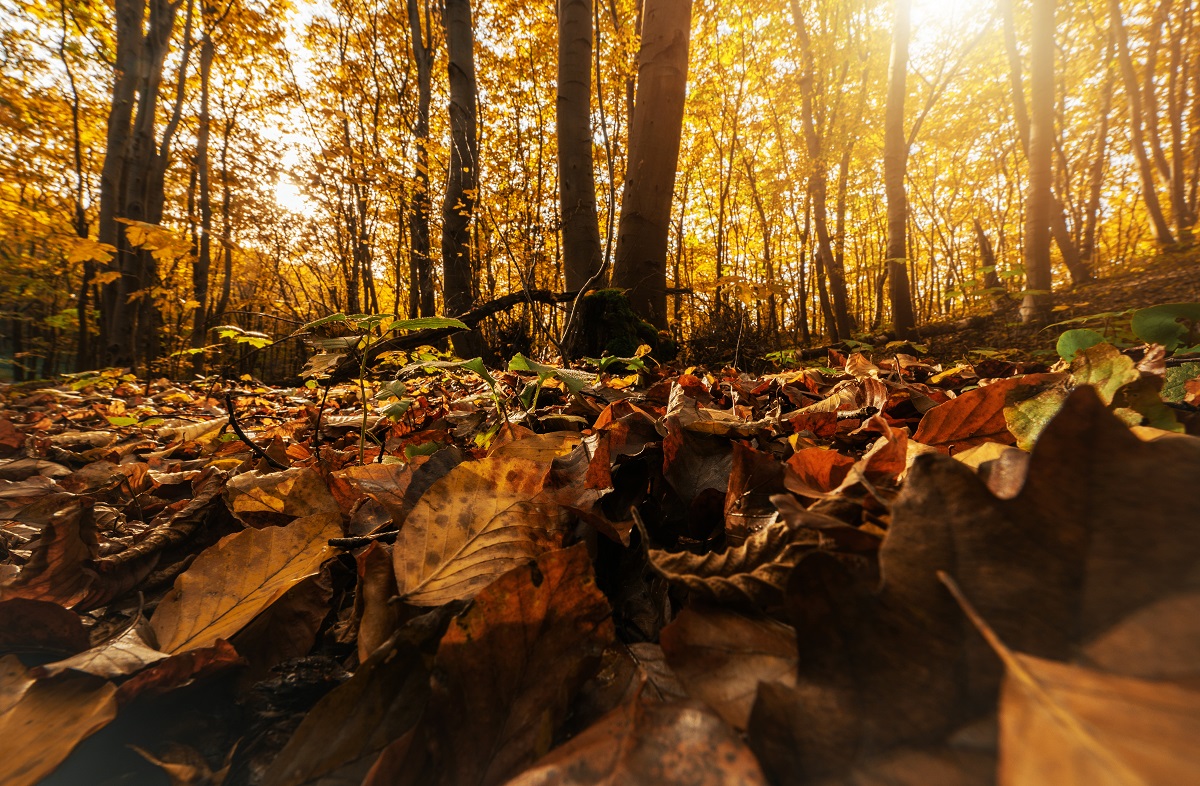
[[912, 374, 1060, 450], [115, 639, 242, 704], [784, 447, 855, 496], [489, 431, 582, 462], [231, 569, 334, 689], [505, 695, 768, 786], [392, 456, 560, 606], [0, 656, 118, 786], [0, 497, 97, 608], [150, 512, 341, 653], [223, 467, 341, 527], [1081, 592, 1200, 683], [660, 606, 797, 730], [37, 621, 167, 679], [418, 544, 614, 786], [334, 446, 462, 526], [356, 542, 399, 661], [0, 598, 90, 656]]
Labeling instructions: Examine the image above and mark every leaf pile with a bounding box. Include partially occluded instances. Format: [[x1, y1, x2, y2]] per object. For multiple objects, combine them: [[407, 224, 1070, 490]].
[[0, 344, 1198, 785]]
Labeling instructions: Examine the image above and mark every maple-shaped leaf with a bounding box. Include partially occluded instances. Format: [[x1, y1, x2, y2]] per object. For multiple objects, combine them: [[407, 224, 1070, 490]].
[[647, 519, 817, 607], [416, 544, 614, 786], [150, 512, 341, 653], [392, 456, 561, 606]]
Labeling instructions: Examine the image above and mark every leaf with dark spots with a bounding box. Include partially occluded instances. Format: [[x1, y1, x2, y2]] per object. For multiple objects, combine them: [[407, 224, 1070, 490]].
[[392, 456, 561, 607], [223, 466, 341, 528], [505, 695, 769, 786], [335, 445, 462, 527], [415, 544, 614, 786]]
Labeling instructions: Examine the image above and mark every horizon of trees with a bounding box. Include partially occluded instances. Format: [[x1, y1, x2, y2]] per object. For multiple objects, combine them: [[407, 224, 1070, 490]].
[[1, 0, 1197, 380]]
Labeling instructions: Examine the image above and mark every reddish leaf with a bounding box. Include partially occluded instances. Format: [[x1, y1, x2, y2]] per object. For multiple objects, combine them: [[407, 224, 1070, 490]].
[[0, 498, 97, 608]]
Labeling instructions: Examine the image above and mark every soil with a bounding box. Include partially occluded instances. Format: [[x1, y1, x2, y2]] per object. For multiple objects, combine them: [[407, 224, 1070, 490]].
[[919, 249, 1200, 363]]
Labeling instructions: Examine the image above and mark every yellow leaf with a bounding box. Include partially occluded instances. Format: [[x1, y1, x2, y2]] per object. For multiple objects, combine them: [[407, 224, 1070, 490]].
[[393, 456, 559, 606], [150, 512, 342, 654]]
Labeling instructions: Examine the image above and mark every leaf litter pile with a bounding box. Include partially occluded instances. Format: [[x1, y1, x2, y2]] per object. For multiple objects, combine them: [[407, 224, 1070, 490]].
[[2, 343, 1199, 786]]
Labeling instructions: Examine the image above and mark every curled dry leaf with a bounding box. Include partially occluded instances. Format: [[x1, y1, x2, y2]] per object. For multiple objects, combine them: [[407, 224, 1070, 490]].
[[647, 519, 816, 607], [356, 541, 399, 662], [392, 455, 560, 607], [505, 696, 768, 786], [150, 512, 341, 654], [0, 655, 118, 786], [223, 466, 341, 527], [37, 622, 167, 679], [419, 544, 615, 786], [659, 606, 797, 730], [334, 446, 462, 526], [0, 497, 97, 608]]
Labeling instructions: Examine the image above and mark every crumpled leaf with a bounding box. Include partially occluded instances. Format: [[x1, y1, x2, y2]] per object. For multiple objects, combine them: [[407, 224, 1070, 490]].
[[0, 497, 97, 608], [660, 606, 797, 730], [223, 466, 341, 527], [334, 446, 462, 527], [416, 544, 614, 786], [150, 512, 341, 653], [912, 374, 1060, 450], [392, 456, 560, 606], [0, 656, 118, 786], [647, 519, 816, 607], [37, 621, 167, 679], [505, 695, 768, 786]]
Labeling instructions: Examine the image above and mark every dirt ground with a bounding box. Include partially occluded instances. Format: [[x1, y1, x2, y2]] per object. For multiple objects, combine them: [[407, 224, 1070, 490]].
[[920, 249, 1200, 362]]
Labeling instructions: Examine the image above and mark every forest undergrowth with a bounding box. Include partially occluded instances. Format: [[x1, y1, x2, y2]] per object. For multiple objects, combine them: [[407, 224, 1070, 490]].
[[1, 257, 1199, 785]]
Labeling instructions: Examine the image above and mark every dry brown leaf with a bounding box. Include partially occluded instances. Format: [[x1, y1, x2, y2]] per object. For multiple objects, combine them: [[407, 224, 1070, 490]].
[[1081, 592, 1200, 683], [356, 541, 398, 662], [0, 497, 97, 608], [0, 598, 90, 656], [392, 456, 559, 606], [912, 374, 1061, 449], [0, 656, 118, 786], [648, 519, 815, 607], [223, 466, 341, 527], [231, 570, 333, 690], [334, 446, 462, 526], [488, 430, 582, 462], [419, 544, 614, 786], [505, 695, 769, 786], [659, 606, 797, 730], [150, 512, 341, 653], [37, 622, 167, 679]]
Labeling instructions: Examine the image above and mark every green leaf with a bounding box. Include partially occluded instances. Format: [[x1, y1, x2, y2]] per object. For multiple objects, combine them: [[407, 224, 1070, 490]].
[[1056, 329, 1107, 360], [458, 357, 498, 390], [508, 353, 557, 375], [404, 441, 441, 459], [105, 416, 139, 427], [1131, 303, 1200, 352], [1162, 362, 1200, 403], [382, 399, 413, 420], [386, 316, 468, 332]]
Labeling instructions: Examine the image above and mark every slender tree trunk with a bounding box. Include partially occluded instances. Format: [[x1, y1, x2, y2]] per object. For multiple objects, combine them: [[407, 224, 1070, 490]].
[[1081, 46, 1115, 268], [1165, 1, 1194, 243], [407, 0, 436, 317], [59, 0, 94, 370], [1001, 0, 1090, 284], [1108, 0, 1177, 245], [442, 0, 484, 356], [1021, 0, 1055, 324], [610, 0, 693, 328], [884, 0, 916, 338], [558, 0, 604, 292], [192, 11, 214, 372]]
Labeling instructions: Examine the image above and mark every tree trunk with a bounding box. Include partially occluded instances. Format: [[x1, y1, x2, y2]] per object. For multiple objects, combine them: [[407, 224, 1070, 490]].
[[192, 10, 214, 372], [1081, 46, 1115, 269], [610, 0, 692, 329], [884, 0, 916, 338], [442, 0, 485, 356], [558, 0, 604, 292], [406, 0, 436, 317], [1021, 0, 1055, 324], [59, 0, 94, 371], [1001, 0, 1091, 284], [1108, 0, 1177, 245]]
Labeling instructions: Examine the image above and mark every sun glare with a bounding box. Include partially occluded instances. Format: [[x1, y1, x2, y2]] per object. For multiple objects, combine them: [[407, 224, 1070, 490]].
[[911, 0, 988, 34], [274, 174, 309, 214]]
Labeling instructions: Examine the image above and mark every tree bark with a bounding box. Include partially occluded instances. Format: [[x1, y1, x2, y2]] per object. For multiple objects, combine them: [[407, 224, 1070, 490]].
[[1021, 0, 1055, 324], [442, 0, 485, 356], [558, 0, 604, 292], [884, 0, 916, 338], [1108, 0, 1177, 245], [610, 0, 692, 329], [406, 0, 436, 317]]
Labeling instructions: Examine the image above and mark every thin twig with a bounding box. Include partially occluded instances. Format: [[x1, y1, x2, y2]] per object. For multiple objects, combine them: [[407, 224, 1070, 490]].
[[224, 392, 287, 470]]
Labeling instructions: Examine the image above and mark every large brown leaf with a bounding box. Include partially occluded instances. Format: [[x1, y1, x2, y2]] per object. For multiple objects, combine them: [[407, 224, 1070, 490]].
[[392, 455, 560, 606], [659, 606, 796, 730], [0, 656, 118, 786], [505, 696, 768, 786], [223, 466, 341, 527], [150, 512, 341, 653], [912, 374, 1060, 450], [418, 544, 614, 786]]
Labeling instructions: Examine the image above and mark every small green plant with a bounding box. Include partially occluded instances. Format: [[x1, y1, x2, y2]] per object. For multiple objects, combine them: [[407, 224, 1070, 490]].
[[1053, 303, 1200, 360]]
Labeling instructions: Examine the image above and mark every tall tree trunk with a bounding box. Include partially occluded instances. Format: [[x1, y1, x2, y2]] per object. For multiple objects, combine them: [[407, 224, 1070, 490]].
[[59, 0, 94, 371], [1081, 46, 1116, 269], [1001, 0, 1091, 284], [442, 0, 484, 356], [610, 0, 692, 328], [884, 0, 916, 338], [406, 0, 435, 317], [192, 8, 214, 372], [558, 0, 604, 292], [1021, 0, 1055, 324], [1108, 0, 1177, 245], [788, 1, 852, 341], [1164, 0, 1194, 243]]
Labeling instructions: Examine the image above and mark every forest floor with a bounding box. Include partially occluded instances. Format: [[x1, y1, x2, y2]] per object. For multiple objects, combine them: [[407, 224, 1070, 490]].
[[921, 247, 1200, 361], [0, 250, 1198, 785]]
